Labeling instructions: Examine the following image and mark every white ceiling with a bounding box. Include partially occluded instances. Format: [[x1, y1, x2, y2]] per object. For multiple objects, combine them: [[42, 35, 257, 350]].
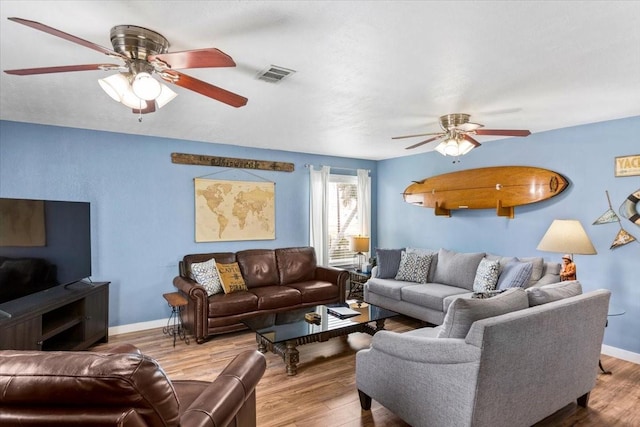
[[1, 1, 639, 161]]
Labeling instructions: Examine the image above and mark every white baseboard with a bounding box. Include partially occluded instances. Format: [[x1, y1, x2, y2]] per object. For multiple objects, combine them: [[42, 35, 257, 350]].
[[108, 318, 169, 336], [601, 344, 640, 365]]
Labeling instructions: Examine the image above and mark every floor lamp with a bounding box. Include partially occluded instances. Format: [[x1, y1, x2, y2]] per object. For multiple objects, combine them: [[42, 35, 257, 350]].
[[350, 236, 370, 272], [536, 219, 597, 280]]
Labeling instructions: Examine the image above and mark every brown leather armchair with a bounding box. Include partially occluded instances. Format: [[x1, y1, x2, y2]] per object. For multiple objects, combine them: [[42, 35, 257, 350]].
[[0, 344, 266, 427]]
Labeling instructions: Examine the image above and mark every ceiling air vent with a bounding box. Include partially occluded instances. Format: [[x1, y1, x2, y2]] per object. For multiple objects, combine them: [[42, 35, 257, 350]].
[[257, 65, 296, 83]]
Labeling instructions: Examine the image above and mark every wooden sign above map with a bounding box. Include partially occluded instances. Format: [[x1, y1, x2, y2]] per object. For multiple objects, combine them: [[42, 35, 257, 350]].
[[172, 152, 294, 172]]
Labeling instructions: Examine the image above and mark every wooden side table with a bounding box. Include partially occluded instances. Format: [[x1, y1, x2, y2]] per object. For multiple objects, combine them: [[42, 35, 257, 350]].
[[163, 292, 189, 347], [348, 270, 371, 301]]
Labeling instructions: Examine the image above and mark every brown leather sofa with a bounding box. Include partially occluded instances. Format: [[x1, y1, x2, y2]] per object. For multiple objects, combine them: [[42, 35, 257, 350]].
[[173, 247, 348, 344], [0, 344, 266, 427]]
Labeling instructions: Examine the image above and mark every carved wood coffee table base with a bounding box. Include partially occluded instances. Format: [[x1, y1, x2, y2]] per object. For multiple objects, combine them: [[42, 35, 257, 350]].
[[255, 320, 386, 375]]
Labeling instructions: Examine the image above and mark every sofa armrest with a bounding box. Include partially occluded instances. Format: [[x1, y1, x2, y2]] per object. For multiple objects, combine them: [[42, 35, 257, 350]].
[[368, 330, 481, 364], [173, 275, 209, 343], [356, 330, 482, 426], [315, 266, 349, 303], [179, 350, 266, 427]]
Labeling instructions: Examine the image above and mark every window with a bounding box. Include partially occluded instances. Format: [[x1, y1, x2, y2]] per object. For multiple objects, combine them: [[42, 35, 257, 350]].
[[327, 175, 360, 266], [309, 166, 370, 267]]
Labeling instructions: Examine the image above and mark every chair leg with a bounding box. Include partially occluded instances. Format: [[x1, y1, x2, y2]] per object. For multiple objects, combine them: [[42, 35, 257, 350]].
[[577, 392, 590, 408], [358, 389, 372, 410]]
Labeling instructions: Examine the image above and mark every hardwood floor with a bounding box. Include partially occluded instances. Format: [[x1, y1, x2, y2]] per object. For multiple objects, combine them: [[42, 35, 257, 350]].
[[91, 316, 640, 427]]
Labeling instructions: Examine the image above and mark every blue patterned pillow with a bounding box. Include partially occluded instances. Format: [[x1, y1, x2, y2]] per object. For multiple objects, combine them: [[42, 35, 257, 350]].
[[376, 248, 404, 279], [473, 258, 500, 292], [395, 252, 433, 283], [190, 258, 223, 296], [497, 261, 533, 290]]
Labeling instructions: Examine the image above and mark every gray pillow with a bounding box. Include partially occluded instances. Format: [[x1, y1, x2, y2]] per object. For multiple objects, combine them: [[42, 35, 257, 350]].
[[497, 261, 533, 290], [375, 248, 404, 279], [518, 256, 545, 285], [437, 288, 529, 338], [433, 248, 485, 290], [485, 254, 517, 274], [395, 251, 433, 283], [526, 280, 582, 306], [473, 258, 500, 292]]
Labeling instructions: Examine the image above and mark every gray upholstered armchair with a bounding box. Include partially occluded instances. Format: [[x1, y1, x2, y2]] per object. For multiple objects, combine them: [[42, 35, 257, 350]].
[[356, 288, 610, 427]]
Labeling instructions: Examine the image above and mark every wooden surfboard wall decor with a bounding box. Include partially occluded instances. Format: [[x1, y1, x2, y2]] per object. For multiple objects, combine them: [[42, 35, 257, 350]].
[[403, 166, 569, 218]]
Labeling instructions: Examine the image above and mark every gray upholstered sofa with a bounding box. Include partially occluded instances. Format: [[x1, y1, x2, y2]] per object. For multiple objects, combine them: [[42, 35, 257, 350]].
[[356, 283, 611, 427], [364, 247, 561, 325]]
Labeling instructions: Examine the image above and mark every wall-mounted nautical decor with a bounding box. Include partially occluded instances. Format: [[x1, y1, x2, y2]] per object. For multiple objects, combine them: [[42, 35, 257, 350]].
[[402, 166, 568, 218]]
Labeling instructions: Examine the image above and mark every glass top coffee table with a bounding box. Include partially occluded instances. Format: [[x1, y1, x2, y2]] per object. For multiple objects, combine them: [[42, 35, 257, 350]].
[[243, 303, 398, 375]]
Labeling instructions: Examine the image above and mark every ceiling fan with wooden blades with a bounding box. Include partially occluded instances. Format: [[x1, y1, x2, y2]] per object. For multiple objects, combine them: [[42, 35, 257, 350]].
[[393, 113, 531, 156], [3, 17, 248, 115]]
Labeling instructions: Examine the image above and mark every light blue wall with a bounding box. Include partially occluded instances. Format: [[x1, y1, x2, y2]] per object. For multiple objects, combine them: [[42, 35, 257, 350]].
[[377, 116, 640, 354], [0, 120, 377, 326], [1, 117, 638, 355]]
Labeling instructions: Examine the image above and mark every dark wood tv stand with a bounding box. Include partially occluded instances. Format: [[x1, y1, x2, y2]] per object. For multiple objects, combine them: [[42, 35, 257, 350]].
[[0, 281, 109, 351]]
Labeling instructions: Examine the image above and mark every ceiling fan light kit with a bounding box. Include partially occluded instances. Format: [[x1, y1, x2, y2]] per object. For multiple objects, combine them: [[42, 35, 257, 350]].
[[394, 113, 531, 157], [3, 17, 248, 116], [434, 135, 476, 157]]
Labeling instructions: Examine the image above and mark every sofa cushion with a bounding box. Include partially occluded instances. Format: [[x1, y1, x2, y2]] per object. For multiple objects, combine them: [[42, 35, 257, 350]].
[[526, 280, 583, 306], [401, 283, 469, 312], [208, 291, 259, 317], [484, 254, 517, 274], [497, 261, 533, 290], [184, 252, 235, 277], [405, 247, 436, 256], [518, 256, 545, 286], [394, 251, 433, 283], [433, 249, 485, 290], [442, 292, 474, 312], [275, 247, 316, 285], [473, 258, 500, 292], [437, 288, 529, 339], [236, 249, 279, 288], [375, 248, 404, 279], [285, 280, 340, 303], [216, 262, 249, 294], [190, 258, 224, 296], [366, 277, 407, 301], [249, 285, 302, 310]]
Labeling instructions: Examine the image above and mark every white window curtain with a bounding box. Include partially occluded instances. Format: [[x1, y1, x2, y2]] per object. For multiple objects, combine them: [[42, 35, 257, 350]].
[[309, 165, 330, 266], [357, 168, 371, 238]]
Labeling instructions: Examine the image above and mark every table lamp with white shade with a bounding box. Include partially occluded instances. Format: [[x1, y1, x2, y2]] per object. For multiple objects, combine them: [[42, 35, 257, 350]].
[[536, 219, 597, 280]]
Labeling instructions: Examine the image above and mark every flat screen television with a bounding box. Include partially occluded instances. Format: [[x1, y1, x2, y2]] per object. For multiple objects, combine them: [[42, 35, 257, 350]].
[[0, 197, 92, 304]]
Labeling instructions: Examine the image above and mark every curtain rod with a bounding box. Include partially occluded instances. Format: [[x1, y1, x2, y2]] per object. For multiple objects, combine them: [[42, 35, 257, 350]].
[[304, 164, 370, 173]]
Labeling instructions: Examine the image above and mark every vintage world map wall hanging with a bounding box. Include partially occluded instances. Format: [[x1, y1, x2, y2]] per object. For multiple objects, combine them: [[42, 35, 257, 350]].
[[194, 178, 275, 242]]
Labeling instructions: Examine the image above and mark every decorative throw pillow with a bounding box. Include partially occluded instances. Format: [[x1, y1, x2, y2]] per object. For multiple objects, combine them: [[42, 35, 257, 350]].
[[473, 258, 500, 292], [526, 280, 582, 306], [216, 262, 248, 294], [189, 258, 223, 296], [432, 248, 485, 290], [496, 261, 533, 290], [517, 256, 545, 286], [394, 251, 433, 283], [375, 248, 404, 279], [437, 288, 529, 339]]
